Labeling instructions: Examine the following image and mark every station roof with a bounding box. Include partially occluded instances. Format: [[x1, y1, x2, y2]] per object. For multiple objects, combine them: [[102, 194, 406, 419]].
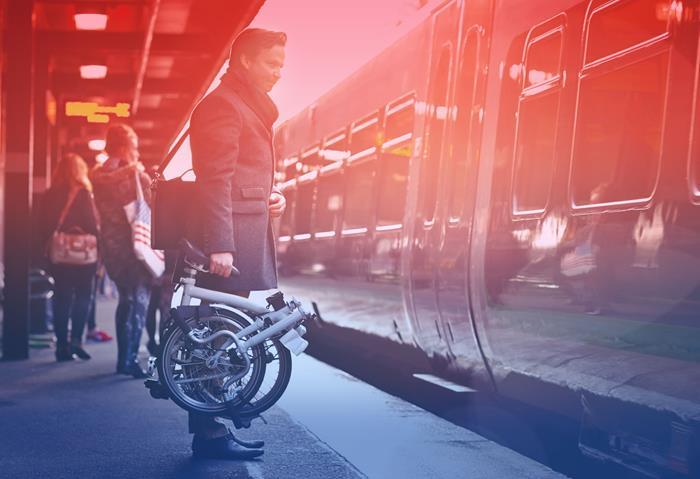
[[34, 0, 264, 166]]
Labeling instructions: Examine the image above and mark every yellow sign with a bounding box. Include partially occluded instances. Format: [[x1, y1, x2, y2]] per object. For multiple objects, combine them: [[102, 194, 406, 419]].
[[65, 101, 130, 124]]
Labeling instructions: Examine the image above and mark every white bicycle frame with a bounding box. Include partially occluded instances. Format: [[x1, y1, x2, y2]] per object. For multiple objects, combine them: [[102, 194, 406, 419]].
[[177, 269, 308, 355]]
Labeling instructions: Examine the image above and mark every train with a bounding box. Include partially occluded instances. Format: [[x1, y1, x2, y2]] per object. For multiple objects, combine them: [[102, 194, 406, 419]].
[[265, 0, 700, 476]]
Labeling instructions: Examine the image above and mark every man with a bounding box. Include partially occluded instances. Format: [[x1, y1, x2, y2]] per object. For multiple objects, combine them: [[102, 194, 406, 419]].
[[187, 28, 287, 460]]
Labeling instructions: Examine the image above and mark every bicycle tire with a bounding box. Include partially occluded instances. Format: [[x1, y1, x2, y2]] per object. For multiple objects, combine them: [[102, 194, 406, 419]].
[[157, 310, 266, 416]]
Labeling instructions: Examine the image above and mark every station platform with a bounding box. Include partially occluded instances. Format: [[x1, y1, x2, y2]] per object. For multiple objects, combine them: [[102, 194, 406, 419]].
[[0, 298, 565, 479]]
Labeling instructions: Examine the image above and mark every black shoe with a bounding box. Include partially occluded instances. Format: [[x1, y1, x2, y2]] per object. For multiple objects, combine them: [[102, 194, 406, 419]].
[[56, 346, 75, 362], [231, 435, 265, 449], [147, 340, 159, 356], [126, 363, 148, 379], [71, 345, 91, 360], [192, 433, 264, 460]]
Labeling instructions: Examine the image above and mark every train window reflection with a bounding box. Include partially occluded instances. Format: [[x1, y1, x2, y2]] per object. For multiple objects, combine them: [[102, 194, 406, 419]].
[[343, 160, 375, 230], [572, 54, 667, 205], [525, 31, 562, 89], [586, 0, 670, 64], [449, 30, 479, 220], [421, 44, 451, 220], [315, 173, 343, 232], [295, 182, 315, 235]]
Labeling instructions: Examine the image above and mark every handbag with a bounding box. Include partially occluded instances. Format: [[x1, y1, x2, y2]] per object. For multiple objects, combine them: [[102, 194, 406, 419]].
[[150, 129, 197, 250], [49, 189, 99, 266], [124, 169, 165, 277]]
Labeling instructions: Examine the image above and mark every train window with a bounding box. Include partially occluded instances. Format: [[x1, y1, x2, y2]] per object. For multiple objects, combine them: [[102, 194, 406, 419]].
[[377, 152, 409, 226], [448, 29, 480, 220], [300, 145, 323, 171], [512, 28, 563, 215], [283, 157, 300, 180], [314, 173, 344, 232], [586, 0, 670, 64], [350, 115, 379, 156], [294, 181, 315, 235], [524, 31, 562, 89], [343, 160, 375, 230], [513, 92, 560, 213], [572, 53, 667, 205], [321, 131, 349, 162], [385, 96, 415, 142], [421, 44, 452, 220]]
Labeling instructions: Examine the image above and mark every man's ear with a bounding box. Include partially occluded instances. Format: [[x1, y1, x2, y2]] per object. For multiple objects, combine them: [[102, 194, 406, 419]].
[[240, 53, 251, 70]]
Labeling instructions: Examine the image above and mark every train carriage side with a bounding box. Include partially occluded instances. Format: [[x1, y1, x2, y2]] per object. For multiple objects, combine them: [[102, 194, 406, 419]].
[[275, 15, 436, 347], [470, 0, 700, 475]]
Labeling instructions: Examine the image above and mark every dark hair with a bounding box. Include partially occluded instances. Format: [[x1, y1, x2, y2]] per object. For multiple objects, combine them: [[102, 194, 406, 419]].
[[105, 123, 138, 157], [229, 28, 287, 67]]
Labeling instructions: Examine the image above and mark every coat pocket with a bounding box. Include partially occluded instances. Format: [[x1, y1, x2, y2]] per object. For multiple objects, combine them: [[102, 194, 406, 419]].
[[240, 186, 266, 199], [231, 199, 267, 214]]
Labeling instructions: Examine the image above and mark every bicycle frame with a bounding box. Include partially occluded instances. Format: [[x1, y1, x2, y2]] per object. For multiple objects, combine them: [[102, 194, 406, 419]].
[[177, 268, 309, 354]]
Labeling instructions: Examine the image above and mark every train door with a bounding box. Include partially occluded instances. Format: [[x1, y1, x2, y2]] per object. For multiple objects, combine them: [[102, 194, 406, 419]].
[[434, 0, 493, 368], [408, 0, 460, 356]]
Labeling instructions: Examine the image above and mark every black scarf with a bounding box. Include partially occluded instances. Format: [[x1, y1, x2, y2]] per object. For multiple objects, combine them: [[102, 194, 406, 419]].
[[219, 68, 279, 132]]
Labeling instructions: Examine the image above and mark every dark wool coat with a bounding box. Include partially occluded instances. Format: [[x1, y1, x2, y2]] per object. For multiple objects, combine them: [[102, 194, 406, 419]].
[[91, 160, 152, 287], [188, 80, 279, 292]]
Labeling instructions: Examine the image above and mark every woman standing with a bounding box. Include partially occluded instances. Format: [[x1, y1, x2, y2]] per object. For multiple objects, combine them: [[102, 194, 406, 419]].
[[91, 124, 152, 378], [40, 154, 99, 362]]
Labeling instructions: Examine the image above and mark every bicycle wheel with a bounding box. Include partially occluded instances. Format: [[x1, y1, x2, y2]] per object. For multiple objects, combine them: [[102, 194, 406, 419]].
[[237, 335, 292, 418], [208, 308, 293, 418], [157, 310, 266, 416]]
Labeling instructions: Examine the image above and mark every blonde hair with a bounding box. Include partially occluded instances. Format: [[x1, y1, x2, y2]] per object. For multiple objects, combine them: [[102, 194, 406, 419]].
[[53, 153, 92, 192]]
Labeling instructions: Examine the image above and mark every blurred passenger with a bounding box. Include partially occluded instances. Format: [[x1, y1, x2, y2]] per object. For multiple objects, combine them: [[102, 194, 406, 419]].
[[39, 153, 99, 362], [91, 124, 152, 378], [186, 27, 287, 461]]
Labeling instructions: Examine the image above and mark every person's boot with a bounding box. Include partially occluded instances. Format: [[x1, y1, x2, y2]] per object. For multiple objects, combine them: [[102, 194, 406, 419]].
[[126, 362, 148, 379], [192, 433, 264, 460], [71, 342, 91, 360], [55, 344, 74, 362]]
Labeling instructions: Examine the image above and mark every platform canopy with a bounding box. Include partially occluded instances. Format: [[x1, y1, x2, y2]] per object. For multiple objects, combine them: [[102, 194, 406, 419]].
[[34, 0, 264, 166]]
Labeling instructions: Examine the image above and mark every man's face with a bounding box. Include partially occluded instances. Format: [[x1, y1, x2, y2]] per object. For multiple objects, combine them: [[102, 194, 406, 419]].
[[242, 44, 285, 93]]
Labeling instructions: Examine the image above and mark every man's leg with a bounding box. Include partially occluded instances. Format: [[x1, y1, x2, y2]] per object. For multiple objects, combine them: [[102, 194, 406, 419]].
[[189, 290, 263, 459]]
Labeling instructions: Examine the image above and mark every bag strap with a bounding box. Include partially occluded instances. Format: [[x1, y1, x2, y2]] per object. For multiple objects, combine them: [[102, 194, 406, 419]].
[[154, 128, 190, 178], [87, 190, 101, 234], [55, 188, 80, 231], [134, 168, 145, 202]]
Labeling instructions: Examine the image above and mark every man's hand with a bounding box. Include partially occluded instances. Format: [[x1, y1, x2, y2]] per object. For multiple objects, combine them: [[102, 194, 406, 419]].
[[268, 191, 286, 218], [209, 252, 235, 277]]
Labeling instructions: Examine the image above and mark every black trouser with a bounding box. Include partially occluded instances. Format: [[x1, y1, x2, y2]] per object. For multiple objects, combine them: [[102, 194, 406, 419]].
[[51, 264, 97, 347]]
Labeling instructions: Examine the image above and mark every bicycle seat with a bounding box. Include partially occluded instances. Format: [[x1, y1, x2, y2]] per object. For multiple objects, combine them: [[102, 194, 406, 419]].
[[179, 239, 240, 276]]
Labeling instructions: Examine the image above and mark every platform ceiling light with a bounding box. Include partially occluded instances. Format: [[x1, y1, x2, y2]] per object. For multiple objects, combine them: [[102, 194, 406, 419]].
[[88, 139, 106, 151], [74, 13, 108, 31], [80, 64, 108, 79]]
